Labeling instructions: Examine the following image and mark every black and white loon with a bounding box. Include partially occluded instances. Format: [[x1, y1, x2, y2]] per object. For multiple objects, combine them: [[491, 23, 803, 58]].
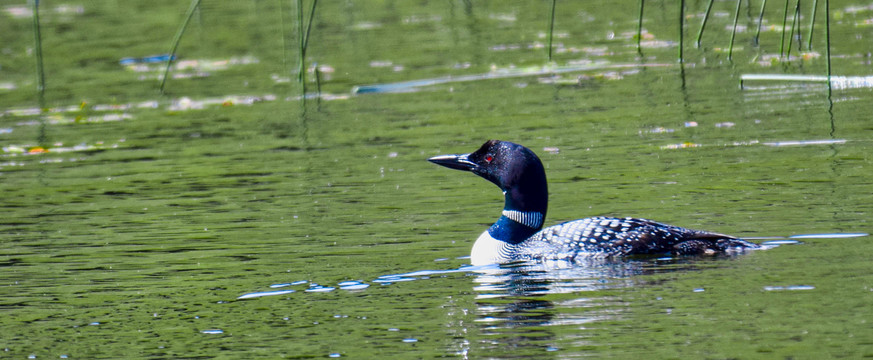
[[428, 140, 760, 266]]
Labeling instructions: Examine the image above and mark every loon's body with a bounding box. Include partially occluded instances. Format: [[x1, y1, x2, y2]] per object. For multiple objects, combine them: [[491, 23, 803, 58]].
[[428, 140, 760, 266]]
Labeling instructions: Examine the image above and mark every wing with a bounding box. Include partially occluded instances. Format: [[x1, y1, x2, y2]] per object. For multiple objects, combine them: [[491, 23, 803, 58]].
[[518, 216, 757, 261]]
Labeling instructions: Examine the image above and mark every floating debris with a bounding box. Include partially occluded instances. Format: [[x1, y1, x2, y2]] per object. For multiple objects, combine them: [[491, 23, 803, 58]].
[[763, 285, 815, 291], [488, 12, 517, 22], [119, 54, 174, 65], [4, 4, 83, 18], [353, 21, 381, 30], [543, 147, 560, 154], [741, 74, 873, 90], [200, 329, 225, 334], [645, 127, 675, 134], [169, 94, 276, 111], [124, 56, 260, 81], [660, 142, 701, 150], [763, 139, 846, 147], [2, 140, 124, 157]]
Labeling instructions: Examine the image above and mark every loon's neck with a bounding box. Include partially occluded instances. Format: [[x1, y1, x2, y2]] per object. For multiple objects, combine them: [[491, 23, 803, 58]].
[[485, 151, 549, 245], [487, 208, 546, 244]]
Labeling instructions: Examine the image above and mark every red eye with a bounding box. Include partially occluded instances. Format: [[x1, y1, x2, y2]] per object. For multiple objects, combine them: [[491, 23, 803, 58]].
[[485, 155, 493, 163]]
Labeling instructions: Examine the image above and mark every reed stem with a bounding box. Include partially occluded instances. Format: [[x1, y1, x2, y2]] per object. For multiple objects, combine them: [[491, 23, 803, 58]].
[[779, 0, 789, 57], [160, 0, 201, 94], [786, 0, 800, 59], [729, 0, 742, 60], [302, 0, 318, 56], [279, 0, 288, 71], [297, 0, 318, 84], [696, 0, 715, 47], [31, 0, 46, 108], [755, 0, 767, 45], [825, 0, 831, 95], [637, 0, 645, 52], [548, 0, 557, 61], [31, 0, 47, 147], [296, 0, 304, 84], [806, 0, 818, 49], [678, 0, 685, 62]]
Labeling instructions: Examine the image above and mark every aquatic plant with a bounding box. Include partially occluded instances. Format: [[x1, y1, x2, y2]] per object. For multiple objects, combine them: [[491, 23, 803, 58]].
[[297, 0, 318, 84], [160, 0, 202, 94], [547, 0, 556, 61], [31, 0, 47, 147]]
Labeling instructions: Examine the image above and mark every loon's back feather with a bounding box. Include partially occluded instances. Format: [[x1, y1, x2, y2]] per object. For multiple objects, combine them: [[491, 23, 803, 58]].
[[515, 216, 757, 262]]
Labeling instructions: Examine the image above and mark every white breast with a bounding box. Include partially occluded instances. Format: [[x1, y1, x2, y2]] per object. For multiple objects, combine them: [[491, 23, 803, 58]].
[[470, 231, 510, 266]]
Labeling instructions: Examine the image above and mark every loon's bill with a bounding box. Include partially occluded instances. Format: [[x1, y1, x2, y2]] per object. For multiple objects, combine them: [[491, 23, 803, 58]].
[[429, 140, 760, 266], [426, 153, 478, 172]]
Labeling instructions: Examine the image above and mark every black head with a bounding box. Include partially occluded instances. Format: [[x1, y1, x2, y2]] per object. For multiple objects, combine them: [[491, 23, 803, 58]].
[[428, 140, 548, 214]]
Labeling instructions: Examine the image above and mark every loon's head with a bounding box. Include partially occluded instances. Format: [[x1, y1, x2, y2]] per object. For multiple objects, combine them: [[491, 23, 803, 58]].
[[428, 140, 548, 216]]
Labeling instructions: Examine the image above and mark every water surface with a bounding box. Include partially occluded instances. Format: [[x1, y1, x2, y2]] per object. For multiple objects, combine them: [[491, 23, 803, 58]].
[[2, 1, 872, 358]]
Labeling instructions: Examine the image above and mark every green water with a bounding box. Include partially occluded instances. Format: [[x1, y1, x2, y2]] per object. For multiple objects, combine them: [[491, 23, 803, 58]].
[[2, 1, 872, 358]]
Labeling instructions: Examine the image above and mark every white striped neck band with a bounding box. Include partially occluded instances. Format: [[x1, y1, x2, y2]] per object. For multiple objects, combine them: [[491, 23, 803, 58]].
[[502, 210, 544, 229]]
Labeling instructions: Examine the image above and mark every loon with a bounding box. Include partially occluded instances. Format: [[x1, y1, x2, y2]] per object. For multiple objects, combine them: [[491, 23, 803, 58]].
[[428, 140, 760, 266]]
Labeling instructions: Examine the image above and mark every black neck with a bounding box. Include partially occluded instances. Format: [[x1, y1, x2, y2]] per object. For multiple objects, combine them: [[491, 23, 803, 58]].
[[488, 216, 540, 244]]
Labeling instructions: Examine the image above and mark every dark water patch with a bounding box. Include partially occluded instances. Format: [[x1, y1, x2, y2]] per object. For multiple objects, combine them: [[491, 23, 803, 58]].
[[0, 258, 24, 267], [221, 171, 275, 178], [270, 145, 304, 152]]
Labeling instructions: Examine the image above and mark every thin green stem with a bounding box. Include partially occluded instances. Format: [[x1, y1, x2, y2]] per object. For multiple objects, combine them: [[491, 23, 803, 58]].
[[729, 0, 742, 60], [160, 0, 201, 94], [637, 0, 645, 52], [548, 0, 557, 61], [31, 0, 47, 147], [298, 0, 318, 84], [696, 0, 715, 47], [678, 0, 685, 62], [31, 0, 46, 107], [806, 0, 818, 50], [302, 0, 318, 55], [297, 0, 304, 84], [786, 0, 800, 59], [754, 0, 767, 45], [779, 0, 789, 57], [825, 0, 831, 95]]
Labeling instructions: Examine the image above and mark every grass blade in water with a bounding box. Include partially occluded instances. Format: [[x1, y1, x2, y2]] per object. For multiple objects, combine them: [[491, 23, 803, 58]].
[[160, 0, 201, 94]]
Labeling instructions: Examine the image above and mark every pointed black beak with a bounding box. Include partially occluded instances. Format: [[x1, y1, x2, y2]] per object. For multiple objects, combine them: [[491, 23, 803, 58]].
[[427, 153, 478, 172]]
